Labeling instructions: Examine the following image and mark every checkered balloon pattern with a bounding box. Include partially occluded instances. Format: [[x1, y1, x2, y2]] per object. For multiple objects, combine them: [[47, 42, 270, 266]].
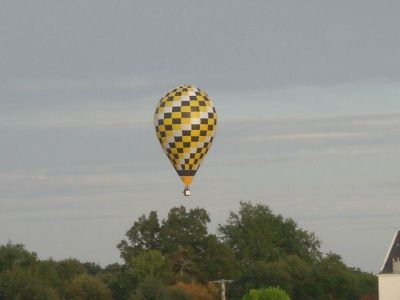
[[154, 85, 217, 186]]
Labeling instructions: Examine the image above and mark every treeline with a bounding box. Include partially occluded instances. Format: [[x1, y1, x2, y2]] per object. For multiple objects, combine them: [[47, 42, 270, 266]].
[[0, 202, 377, 300]]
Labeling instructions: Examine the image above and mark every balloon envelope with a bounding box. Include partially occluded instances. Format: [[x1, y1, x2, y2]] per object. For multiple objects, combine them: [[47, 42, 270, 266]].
[[154, 85, 217, 193]]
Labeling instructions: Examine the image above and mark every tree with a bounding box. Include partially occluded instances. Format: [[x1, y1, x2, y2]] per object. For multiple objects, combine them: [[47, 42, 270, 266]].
[[198, 235, 239, 282], [131, 277, 170, 300], [169, 282, 218, 300], [128, 250, 172, 283], [219, 202, 321, 263], [242, 287, 291, 300], [56, 259, 87, 282], [63, 273, 113, 300], [0, 267, 60, 300], [219, 202, 321, 299], [0, 242, 37, 272], [312, 253, 377, 300], [159, 206, 210, 255], [118, 206, 235, 282], [118, 211, 160, 261]]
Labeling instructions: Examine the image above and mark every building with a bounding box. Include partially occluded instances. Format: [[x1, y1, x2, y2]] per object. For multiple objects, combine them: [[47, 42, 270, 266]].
[[378, 231, 400, 300]]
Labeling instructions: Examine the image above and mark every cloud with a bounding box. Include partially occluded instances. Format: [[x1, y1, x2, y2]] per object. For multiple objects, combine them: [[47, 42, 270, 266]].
[[210, 111, 400, 167], [245, 132, 365, 142]]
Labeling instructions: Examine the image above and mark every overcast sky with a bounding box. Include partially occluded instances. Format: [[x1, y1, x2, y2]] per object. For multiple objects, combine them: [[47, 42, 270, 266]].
[[1, 0, 400, 273]]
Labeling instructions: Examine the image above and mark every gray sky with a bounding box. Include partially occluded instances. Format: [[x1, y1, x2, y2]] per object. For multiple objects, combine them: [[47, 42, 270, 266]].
[[1, 0, 400, 272]]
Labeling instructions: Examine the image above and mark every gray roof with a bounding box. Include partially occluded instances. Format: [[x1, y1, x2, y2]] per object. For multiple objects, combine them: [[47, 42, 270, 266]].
[[380, 231, 400, 274]]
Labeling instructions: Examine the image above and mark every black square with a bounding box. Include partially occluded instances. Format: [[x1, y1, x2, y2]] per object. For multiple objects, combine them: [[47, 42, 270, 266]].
[[191, 106, 200, 112], [181, 101, 190, 106], [165, 125, 172, 130], [172, 119, 181, 124], [181, 112, 191, 118], [172, 106, 181, 112]]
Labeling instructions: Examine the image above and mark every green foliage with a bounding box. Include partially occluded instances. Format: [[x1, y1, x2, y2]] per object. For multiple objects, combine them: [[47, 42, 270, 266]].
[[118, 211, 160, 261], [56, 259, 87, 281], [0, 202, 378, 300], [0, 242, 37, 272], [119, 206, 238, 283], [128, 250, 172, 283], [159, 206, 210, 254], [219, 202, 321, 263], [312, 253, 378, 300], [130, 277, 170, 300], [0, 267, 60, 300], [242, 287, 291, 300], [63, 273, 113, 300], [167, 285, 191, 300]]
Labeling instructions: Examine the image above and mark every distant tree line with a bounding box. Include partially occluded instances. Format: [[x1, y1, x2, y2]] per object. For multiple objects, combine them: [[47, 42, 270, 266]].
[[0, 202, 378, 300]]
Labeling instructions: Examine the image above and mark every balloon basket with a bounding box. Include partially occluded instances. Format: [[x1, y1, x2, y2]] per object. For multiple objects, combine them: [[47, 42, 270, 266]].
[[183, 187, 191, 196]]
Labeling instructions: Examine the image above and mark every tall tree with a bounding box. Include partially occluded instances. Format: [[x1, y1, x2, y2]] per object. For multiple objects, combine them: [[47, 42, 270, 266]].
[[159, 206, 210, 254], [118, 211, 160, 261], [219, 202, 321, 263]]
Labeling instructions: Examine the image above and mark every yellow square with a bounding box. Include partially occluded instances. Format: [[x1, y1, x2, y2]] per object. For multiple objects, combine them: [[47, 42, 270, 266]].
[[200, 124, 208, 131], [171, 112, 181, 119], [172, 124, 181, 131], [181, 106, 191, 113], [165, 130, 174, 137], [182, 147, 191, 154]]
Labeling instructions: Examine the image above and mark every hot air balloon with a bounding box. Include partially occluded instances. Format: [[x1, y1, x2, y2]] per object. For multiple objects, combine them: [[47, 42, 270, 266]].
[[154, 85, 217, 196]]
